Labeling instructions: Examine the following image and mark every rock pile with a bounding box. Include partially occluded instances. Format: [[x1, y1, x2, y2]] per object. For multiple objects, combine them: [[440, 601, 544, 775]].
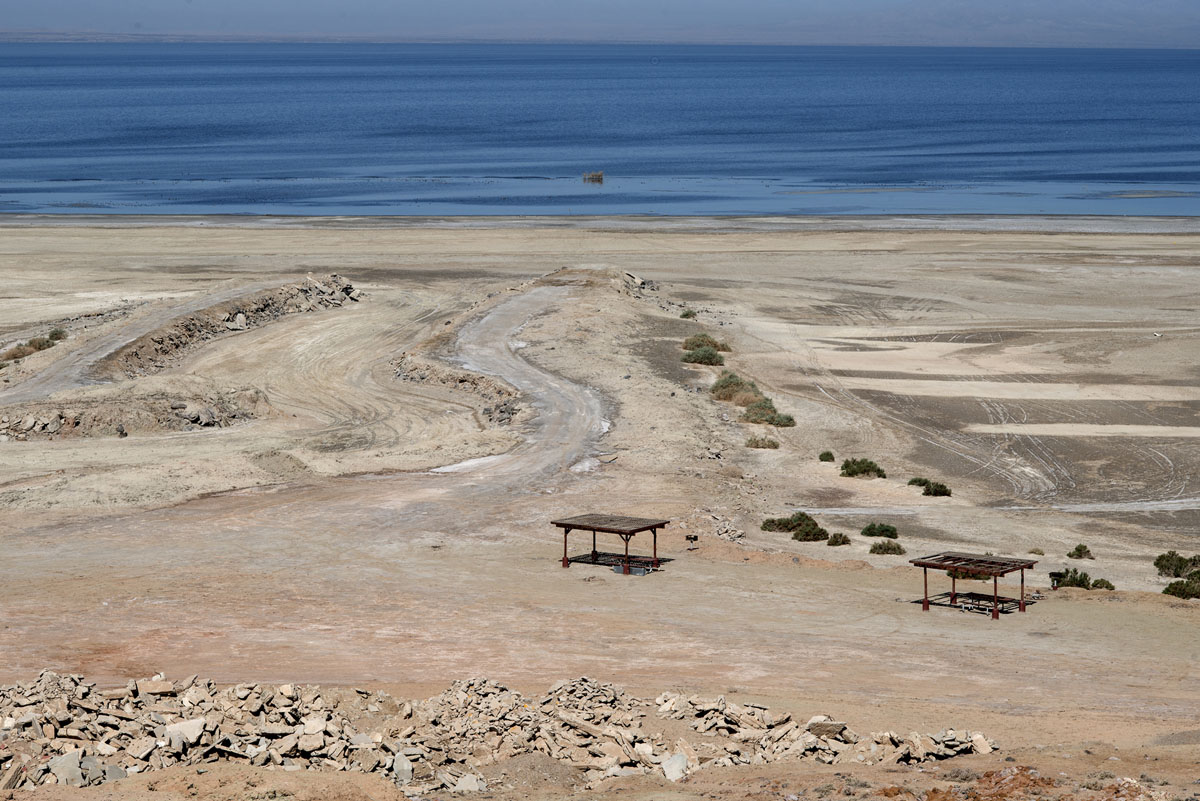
[[655, 692, 996, 767], [0, 409, 80, 442], [0, 672, 997, 793], [108, 275, 362, 379], [0, 389, 266, 442]]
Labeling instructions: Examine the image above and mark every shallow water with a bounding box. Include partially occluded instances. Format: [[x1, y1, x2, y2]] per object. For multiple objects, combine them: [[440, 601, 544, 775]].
[[1, 43, 1198, 215]]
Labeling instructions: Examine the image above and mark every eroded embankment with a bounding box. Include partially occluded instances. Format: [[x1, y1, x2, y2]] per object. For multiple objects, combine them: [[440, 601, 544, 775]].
[[102, 274, 363, 379], [0, 276, 362, 442]]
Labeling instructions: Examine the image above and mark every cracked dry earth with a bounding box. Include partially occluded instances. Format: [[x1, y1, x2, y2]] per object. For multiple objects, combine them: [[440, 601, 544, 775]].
[[1, 220, 1199, 800]]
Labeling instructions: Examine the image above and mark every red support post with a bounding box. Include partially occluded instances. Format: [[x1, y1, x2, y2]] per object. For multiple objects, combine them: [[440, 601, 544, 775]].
[[992, 576, 999, 620], [652, 529, 659, 569], [623, 535, 631, 575], [591, 530, 597, 563], [922, 567, 929, 611], [562, 529, 569, 568], [950, 574, 957, 606], [1019, 568, 1026, 612]]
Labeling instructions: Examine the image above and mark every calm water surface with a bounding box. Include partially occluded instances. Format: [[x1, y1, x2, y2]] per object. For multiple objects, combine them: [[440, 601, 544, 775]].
[[1, 43, 1198, 215]]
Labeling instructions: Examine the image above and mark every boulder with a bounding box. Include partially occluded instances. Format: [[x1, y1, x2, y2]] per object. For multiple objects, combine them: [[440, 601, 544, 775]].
[[165, 718, 206, 749], [47, 750, 84, 787], [454, 773, 484, 792], [661, 752, 689, 782], [393, 755, 414, 786], [136, 679, 175, 697]]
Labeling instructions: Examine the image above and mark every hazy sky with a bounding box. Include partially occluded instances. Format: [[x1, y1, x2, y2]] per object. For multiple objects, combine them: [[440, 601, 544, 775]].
[[7, 0, 1200, 48]]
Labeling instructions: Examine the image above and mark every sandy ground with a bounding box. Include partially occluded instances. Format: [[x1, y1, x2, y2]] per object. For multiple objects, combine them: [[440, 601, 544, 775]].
[[2, 219, 1199, 799]]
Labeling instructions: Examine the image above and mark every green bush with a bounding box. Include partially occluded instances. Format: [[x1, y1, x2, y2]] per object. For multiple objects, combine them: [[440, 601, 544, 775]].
[[1057, 568, 1093, 589], [869, 540, 905, 555], [1028, 548, 1045, 556], [708, 369, 793, 426], [27, 337, 54, 352], [680, 309, 696, 319], [710, 371, 752, 400], [741, 397, 778, 423], [947, 569, 987, 581], [818, 450, 834, 462], [681, 346, 724, 366], [827, 532, 851, 546], [744, 434, 782, 448], [48, 328, 67, 341], [1091, 578, 1116, 591], [1067, 543, 1094, 560], [0, 361, 7, 371], [761, 511, 829, 542], [841, 458, 886, 479], [746, 435, 779, 449], [1153, 550, 1200, 578], [909, 476, 950, 496], [682, 333, 730, 352], [742, 398, 795, 427], [861, 522, 898, 539], [1163, 577, 1200, 600]]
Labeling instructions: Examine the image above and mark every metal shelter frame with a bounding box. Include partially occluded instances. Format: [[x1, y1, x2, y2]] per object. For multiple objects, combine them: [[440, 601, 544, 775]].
[[909, 551, 1038, 620], [551, 514, 670, 575]]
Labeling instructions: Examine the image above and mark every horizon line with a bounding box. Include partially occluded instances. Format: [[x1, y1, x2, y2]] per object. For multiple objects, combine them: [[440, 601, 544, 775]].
[[2, 31, 1199, 51]]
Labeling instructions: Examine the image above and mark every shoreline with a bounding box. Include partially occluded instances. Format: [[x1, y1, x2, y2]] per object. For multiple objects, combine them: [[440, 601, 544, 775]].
[[2, 212, 1200, 234]]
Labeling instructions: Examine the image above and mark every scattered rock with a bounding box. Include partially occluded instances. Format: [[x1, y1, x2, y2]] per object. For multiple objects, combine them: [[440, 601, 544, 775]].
[[0, 671, 996, 792]]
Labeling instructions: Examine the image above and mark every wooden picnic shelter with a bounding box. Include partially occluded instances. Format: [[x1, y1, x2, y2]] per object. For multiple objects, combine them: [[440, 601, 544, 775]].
[[909, 551, 1037, 619], [551, 514, 670, 574]]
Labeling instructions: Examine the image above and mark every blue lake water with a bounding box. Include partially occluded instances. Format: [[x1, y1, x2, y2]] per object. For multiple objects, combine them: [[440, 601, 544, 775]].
[[1, 43, 1198, 215]]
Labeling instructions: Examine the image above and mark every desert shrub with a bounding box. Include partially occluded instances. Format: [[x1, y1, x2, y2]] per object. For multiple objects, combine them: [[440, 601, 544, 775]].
[[1, 344, 35, 360], [909, 476, 950, 496], [1057, 568, 1093, 589], [1067, 543, 1094, 560], [869, 540, 905, 555], [582, 171, 604, 183], [0, 361, 7, 371], [741, 397, 778, 423], [725, 389, 759, 406], [861, 522, 898, 539], [741, 400, 790, 427], [947, 569, 987, 581], [1091, 578, 1116, 591], [841, 458, 886, 479], [27, 337, 54, 351], [679, 309, 696, 319], [682, 333, 730, 352], [710, 371, 750, 400], [761, 511, 828, 542], [681, 346, 724, 366], [792, 528, 829, 543], [1028, 548, 1044, 556], [746, 435, 779, 449], [827, 532, 851, 546], [48, 328, 67, 341], [818, 450, 834, 462], [1163, 577, 1200, 600], [1153, 550, 1200, 578]]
